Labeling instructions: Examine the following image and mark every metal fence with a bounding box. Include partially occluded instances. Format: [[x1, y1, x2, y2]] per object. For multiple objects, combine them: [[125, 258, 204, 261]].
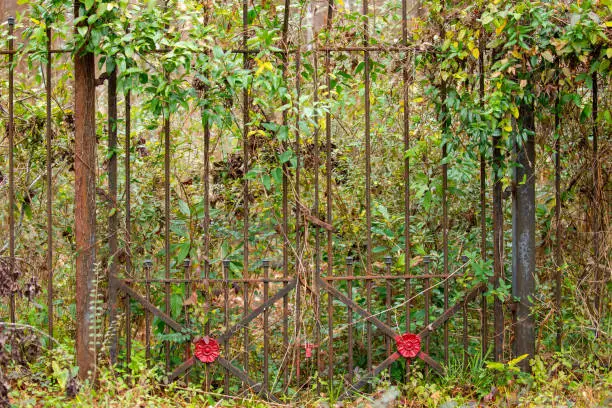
[[0, 0, 550, 400]]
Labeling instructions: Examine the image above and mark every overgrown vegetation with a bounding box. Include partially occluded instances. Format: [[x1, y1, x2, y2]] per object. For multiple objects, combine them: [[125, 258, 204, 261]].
[[0, 0, 610, 406]]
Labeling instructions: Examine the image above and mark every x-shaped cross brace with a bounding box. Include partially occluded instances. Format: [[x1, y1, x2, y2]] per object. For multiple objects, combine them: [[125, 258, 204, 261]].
[[114, 277, 298, 403], [316, 277, 484, 399]]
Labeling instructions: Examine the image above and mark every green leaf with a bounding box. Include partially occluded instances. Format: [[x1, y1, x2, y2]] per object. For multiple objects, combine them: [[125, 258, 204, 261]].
[[272, 167, 283, 186], [178, 200, 190, 217]]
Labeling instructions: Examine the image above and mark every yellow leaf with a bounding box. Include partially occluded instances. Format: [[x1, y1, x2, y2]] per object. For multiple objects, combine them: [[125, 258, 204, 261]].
[[496, 20, 507, 36], [472, 47, 480, 59], [511, 106, 519, 119], [607, 48, 612, 58]]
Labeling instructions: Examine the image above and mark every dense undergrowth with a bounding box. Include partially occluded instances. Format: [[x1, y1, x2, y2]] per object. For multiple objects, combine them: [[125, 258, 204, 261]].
[[0, 0, 610, 406], [2, 336, 610, 407]]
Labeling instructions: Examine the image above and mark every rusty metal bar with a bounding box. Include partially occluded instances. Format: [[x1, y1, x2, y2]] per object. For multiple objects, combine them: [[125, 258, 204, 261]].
[[125, 85, 132, 375], [108, 65, 119, 364], [163, 102, 171, 372], [121, 277, 293, 284], [294, 46, 304, 389], [492, 92, 504, 362], [183, 258, 191, 379], [223, 259, 230, 394], [441, 88, 450, 365], [242, 0, 250, 377], [0, 45, 426, 56], [125, 292, 132, 375], [346, 257, 354, 383], [592, 72, 601, 316], [423, 257, 431, 378], [554, 96, 562, 349], [144, 260, 152, 366], [263, 260, 270, 392], [323, 273, 459, 281], [203, 86, 211, 336], [478, 34, 488, 357], [45, 26, 54, 345], [160, 277, 299, 382], [218, 279, 297, 344], [363, 0, 372, 279], [280, 0, 290, 388], [324, 0, 334, 386], [401, 0, 411, 343], [115, 278, 184, 332], [327, 251, 333, 382], [462, 300, 468, 367], [384, 256, 392, 379], [8, 16, 16, 324]]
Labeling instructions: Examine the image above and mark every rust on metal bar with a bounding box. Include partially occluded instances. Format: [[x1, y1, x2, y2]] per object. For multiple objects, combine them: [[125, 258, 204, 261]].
[[322, 273, 460, 281], [478, 33, 488, 357], [554, 94, 562, 349], [223, 259, 230, 393], [8, 16, 16, 324], [115, 278, 185, 332], [242, 0, 251, 377], [163, 95, 172, 372], [262, 260, 270, 392], [144, 260, 152, 365], [45, 26, 54, 344], [108, 66, 119, 365], [217, 278, 297, 344], [346, 257, 354, 383], [280, 0, 290, 387]]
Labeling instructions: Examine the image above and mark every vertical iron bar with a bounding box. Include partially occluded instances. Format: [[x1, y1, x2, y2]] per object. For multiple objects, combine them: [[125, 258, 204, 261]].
[[280, 0, 290, 390], [126, 293, 131, 375], [362, 0, 373, 387], [46, 26, 54, 345], [492, 94, 504, 362], [554, 96, 562, 349], [183, 258, 191, 384], [144, 259, 152, 366], [592, 72, 600, 316], [441, 89, 449, 366], [263, 260, 270, 392], [125, 87, 132, 373], [203, 91, 211, 331], [384, 256, 392, 380], [363, 0, 372, 279], [108, 65, 119, 365], [203, 101, 211, 390], [313, 33, 323, 390], [462, 300, 468, 367], [401, 0, 411, 346], [164, 106, 171, 372], [223, 260, 230, 394], [295, 47, 303, 386], [8, 16, 15, 324], [423, 257, 431, 378], [462, 255, 469, 365], [242, 0, 250, 376], [324, 0, 334, 384], [478, 34, 488, 357], [346, 257, 354, 383]]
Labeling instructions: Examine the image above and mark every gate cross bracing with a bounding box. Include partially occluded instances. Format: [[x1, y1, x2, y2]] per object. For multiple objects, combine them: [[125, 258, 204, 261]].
[[0, 0, 496, 400]]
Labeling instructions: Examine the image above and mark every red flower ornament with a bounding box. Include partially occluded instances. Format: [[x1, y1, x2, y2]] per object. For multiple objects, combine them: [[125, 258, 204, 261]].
[[194, 336, 220, 363], [395, 333, 421, 358]]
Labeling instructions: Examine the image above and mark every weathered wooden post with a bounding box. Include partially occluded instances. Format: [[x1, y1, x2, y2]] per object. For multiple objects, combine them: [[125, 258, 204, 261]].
[[74, 0, 97, 380]]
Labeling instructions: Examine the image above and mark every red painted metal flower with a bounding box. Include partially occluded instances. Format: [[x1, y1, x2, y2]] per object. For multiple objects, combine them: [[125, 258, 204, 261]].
[[194, 336, 220, 363], [303, 343, 317, 358], [395, 333, 421, 358]]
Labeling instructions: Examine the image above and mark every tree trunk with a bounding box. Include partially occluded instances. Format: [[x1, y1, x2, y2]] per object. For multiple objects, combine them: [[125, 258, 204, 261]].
[[74, 0, 97, 380], [512, 101, 536, 371]]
